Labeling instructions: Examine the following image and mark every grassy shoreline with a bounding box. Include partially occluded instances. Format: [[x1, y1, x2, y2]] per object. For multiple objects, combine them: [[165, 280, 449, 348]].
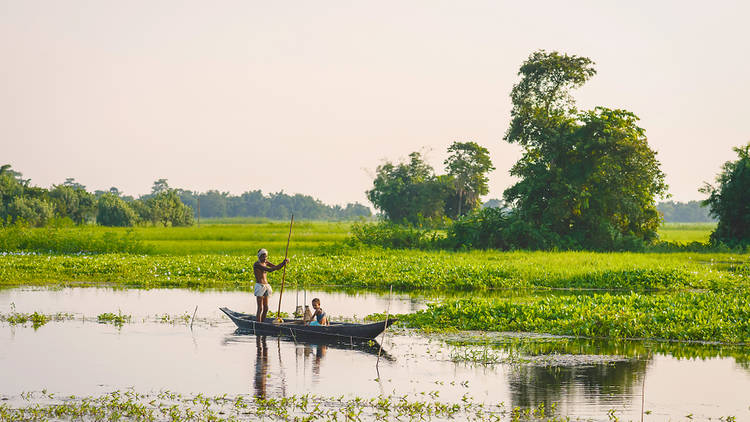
[[0, 250, 747, 291]]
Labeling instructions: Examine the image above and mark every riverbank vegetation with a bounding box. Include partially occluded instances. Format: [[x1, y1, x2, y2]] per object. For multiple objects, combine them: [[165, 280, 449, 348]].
[[1, 220, 748, 345], [401, 292, 750, 343]]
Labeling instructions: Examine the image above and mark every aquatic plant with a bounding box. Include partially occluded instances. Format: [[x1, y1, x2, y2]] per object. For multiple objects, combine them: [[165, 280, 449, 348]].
[[0, 389, 567, 421], [0, 303, 74, 329], [0, 311, 73, 329], [97, 311, 131, 327], [156, 312, 192, 325], [400, 291, 750, 343]]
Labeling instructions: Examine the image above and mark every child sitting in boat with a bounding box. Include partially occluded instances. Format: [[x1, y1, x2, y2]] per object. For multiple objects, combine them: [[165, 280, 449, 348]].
[[308, 298, 329, 326]]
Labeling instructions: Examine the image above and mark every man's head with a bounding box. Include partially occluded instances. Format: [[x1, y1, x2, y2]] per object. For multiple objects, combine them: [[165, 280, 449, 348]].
[[257, 248, 268, 261], [312, 298, 321, 309]]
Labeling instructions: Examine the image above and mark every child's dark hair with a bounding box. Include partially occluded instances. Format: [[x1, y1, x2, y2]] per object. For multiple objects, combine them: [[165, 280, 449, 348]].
[[312, 298, 320, 305]]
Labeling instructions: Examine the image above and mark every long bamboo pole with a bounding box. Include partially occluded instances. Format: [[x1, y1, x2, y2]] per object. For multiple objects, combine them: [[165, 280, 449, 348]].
[[376, 285, 393, 370], [274, 215, 294, 323]]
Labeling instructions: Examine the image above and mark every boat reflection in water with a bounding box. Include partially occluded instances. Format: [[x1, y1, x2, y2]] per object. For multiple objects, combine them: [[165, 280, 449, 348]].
[[225, 330, 393, 399]]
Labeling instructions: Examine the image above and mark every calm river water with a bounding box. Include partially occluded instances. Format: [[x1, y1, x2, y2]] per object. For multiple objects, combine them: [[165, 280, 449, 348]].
[[1, 287, 749, 421]]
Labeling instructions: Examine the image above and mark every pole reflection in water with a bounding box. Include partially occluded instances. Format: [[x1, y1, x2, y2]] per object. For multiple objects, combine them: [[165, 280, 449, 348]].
[[254, 336, 269, 399]]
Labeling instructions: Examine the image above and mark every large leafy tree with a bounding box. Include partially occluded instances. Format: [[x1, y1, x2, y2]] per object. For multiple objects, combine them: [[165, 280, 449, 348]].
[[0, 166, 55, 226], [97, 193, 137, 227], [367, 152, 450, 225], [7, 197, 53, 227], [147, 190, 194, 227], [503, 50, 667, 249], [49, 183, 96, 224], [701, 142, 750, 247], [0, 171, 25, 221], [444, 141, 495, 218]]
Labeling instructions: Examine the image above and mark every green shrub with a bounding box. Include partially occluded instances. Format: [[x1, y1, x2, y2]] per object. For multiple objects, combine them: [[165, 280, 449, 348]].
[[443, 208, 650, 251], [444, 207, 508, 250], [0, 226, 149, 254], [6, 197, 54, 227], [348, 221, 437, 249]]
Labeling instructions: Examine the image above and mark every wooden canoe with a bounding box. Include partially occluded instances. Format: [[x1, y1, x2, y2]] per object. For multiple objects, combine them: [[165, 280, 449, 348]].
[[219, 307, 397, 341]]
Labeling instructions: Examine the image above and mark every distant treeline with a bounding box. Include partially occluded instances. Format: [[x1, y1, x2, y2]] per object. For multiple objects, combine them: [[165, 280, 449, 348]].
[[0, 166, 370, 227], [174, 187, 371, 221], [475, 199, 714, 223], [656, 200, 714, 223]]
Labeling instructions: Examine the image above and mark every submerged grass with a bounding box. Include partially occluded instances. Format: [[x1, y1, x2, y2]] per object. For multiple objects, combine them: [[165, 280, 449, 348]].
[[0, 389, 563, 422], [0, 311, 74, 329], [97, 311, 131, 326]]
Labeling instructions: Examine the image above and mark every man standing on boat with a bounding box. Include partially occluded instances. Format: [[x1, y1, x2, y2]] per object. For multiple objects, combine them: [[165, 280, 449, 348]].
[[253, 248, 288, 323]]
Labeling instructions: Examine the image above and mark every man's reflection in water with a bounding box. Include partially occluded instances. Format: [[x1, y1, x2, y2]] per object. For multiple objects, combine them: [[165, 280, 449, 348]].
[[253, 336, 337, 397], [254, 336, 269, 398]]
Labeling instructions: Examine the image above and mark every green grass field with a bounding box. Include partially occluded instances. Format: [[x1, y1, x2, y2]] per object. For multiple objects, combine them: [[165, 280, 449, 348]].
[[0, 221, 351, 255], [137, 221, 351, 255], [0, 220, 720, 256], [657, 222, 716, 244]]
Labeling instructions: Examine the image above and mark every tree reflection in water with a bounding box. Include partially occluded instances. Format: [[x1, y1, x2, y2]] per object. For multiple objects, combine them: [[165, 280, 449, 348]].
[[500, 337, 650, 408], [491, 335, 750, 409], [508, 359, 649, 409]]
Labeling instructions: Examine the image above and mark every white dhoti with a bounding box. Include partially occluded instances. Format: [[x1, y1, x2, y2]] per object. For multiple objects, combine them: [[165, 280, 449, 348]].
[[254, 283, 273, 297]]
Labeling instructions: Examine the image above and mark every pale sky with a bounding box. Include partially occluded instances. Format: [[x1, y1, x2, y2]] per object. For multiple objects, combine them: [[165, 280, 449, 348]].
[[2, 1, 748, 206]]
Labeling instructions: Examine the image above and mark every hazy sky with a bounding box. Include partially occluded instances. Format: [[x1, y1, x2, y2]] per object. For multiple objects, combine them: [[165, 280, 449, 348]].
[[2, 1, 748, 206]]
